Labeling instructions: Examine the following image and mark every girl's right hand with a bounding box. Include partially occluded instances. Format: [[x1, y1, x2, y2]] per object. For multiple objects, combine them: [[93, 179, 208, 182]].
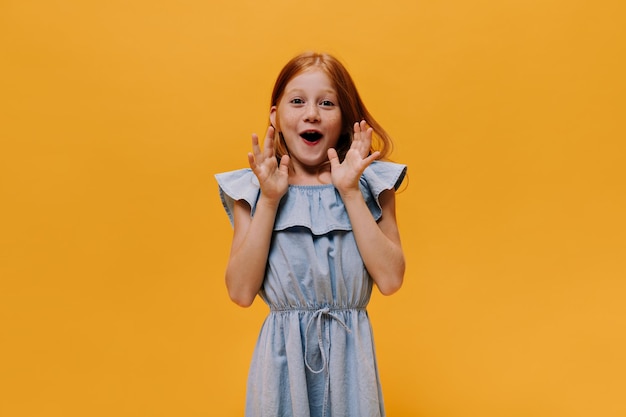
[[247, 126, 290, 202]]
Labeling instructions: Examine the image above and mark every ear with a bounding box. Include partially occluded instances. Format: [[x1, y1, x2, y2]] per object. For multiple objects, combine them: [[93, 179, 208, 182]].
[[269, 106, 278, 130]]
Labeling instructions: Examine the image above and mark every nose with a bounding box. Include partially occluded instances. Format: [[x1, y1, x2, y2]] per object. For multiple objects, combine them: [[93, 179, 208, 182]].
[[303, 103, 320, 122]]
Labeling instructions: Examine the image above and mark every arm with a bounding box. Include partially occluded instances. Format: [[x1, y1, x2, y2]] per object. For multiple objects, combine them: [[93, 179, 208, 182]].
[[339, 188, 405, 295], [225, 127, 290, 307], [328, 121, 405, 295]]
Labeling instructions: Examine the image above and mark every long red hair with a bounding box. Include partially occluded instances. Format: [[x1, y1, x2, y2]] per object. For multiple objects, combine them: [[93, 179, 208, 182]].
[[270, 52, 394, 162]]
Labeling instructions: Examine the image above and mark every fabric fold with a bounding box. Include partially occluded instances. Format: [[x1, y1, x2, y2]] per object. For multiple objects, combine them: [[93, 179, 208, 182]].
[[215, 161, 407, 235]]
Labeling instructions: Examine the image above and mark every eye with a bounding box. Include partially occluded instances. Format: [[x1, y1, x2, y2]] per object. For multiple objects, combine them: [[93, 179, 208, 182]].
[[290, 98, 304, 104], [320, 100, 335, 107]]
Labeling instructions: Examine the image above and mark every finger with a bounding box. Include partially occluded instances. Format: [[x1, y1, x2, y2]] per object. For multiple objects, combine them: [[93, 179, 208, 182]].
[[247, 152, 257, 170], [278, 154, 290, 175], [359, 120, 368, 132], [264, 125, 275, 141], [365, 126, 374, 139], [327, 148, 340, 169], [358, 121, 373, 140], [351, 124, 372, 158], [363, 151, 381, 166], [251, 133, 262, 158], [363, 127, 374, 149], [263, 126, 276, 158], [354, 119, 369, 132], [353, 121, 371, 149]]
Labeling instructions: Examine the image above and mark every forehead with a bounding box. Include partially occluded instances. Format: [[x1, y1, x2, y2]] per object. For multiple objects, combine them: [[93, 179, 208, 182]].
[[284, 68, 336, 93]]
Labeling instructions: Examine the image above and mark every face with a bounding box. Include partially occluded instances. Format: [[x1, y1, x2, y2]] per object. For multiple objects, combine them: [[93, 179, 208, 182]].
[[270, 68, 343, 172]]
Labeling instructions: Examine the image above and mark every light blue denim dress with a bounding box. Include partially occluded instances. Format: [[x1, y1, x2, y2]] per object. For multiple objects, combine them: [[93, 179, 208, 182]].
[[216, 161, 407, 417]]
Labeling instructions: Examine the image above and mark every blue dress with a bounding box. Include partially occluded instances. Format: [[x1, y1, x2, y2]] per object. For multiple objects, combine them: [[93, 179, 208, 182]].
[[216, 161, 407, 417]]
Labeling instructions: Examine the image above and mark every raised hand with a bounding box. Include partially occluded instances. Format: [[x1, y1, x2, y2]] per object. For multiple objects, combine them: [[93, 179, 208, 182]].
[[248, 126, 290, 202], [328, 120, 380, 195]]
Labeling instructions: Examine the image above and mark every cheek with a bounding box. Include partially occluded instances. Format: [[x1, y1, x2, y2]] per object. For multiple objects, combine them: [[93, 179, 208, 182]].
[[277, 110, 298, 129], [330, 114, 343, 131]]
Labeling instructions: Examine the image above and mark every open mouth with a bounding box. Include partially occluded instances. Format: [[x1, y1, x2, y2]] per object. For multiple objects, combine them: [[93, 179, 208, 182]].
[[300, 131, 323, 143]]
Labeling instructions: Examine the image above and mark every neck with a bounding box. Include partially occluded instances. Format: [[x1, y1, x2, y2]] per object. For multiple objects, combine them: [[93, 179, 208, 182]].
[[288, 164, 332, 186]]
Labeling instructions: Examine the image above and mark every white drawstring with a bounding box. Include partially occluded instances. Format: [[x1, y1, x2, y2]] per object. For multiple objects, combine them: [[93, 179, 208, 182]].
[[304, 307, 352, 374]]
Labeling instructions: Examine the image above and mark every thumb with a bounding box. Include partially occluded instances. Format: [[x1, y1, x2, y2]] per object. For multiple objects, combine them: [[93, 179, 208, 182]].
[[278, 154, 290, 175], [327, 148, 340, 169], [363, 150, 381, 166]]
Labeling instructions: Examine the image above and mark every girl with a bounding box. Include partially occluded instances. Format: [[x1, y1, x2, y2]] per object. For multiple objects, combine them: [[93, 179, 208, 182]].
[[216, 52, 407, 417]]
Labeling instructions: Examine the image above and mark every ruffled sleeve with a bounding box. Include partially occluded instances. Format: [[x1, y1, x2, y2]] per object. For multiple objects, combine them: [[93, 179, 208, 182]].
[[215, 161, 406, 232], [360, 161, 407, 221], [214, 169, 260, 226]]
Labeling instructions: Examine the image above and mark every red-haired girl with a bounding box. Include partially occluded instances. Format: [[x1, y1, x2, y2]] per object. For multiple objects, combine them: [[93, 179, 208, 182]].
[[216, 52, 407, 417]]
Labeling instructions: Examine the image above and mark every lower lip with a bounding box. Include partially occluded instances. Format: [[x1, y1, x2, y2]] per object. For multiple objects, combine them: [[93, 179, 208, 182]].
[[302, 138, 322, 146]]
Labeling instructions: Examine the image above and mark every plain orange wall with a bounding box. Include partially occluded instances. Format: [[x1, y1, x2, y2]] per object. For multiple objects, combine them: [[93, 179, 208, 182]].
[[1, 0, 625, 416]]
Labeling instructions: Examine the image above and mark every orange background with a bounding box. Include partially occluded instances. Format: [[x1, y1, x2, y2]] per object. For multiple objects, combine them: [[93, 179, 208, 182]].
[[1, 0, 625, 416]]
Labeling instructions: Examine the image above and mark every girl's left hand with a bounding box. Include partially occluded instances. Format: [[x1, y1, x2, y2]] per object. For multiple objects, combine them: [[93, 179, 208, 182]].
[[328, 120, 380, 195]]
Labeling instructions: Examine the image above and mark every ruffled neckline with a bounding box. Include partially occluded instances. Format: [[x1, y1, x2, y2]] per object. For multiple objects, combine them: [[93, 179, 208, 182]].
[[215, 161, 407, 235]]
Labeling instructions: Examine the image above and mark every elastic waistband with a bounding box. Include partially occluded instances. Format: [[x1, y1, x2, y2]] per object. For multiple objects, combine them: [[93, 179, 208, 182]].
[[269, 306, 366, 313]]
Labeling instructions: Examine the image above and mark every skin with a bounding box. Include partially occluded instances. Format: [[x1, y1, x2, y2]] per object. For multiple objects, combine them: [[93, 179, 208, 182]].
[[225, 68, 405, 307], [269, 69, 343, 183]]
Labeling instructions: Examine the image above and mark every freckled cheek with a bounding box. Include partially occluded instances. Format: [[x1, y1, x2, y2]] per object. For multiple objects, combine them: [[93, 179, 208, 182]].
[[328, 114, 343, 132], [275, 112, 297, 131], [287, 110, 304, 122]]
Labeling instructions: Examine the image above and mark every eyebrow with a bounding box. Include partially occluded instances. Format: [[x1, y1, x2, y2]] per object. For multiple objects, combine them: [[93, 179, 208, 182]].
[[285, 88, 337, 95]]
